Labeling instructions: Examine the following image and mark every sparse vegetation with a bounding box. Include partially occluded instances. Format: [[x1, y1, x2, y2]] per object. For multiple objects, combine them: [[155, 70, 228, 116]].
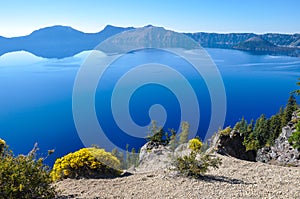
[[179, 122, 190, 145], [219, 126, 232, 136], [231, 95, 298, 152], [0, 139, 57, 199], [174, 138, 222, 178], [288, 121, 300, 150], [146, 121, 170, 146]]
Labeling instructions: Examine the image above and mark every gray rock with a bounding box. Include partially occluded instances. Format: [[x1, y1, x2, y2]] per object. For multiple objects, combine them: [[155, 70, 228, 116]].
[[137, 143, 193, 173], [137, 142, 174, 172], [256, 113, 300, 166]]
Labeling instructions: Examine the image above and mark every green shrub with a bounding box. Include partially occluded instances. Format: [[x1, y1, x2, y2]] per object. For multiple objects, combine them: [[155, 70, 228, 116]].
[[146, 121, 169, 146], [51, 147, 122, 181], [173, 151, 222, 178], [0, 140, 57, 199], [188, 138, 203, 152], [220, 127, 232, 136], [288, 121, 300, 150]]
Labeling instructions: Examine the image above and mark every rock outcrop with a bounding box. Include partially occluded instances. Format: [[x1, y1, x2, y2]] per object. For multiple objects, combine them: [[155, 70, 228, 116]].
[[137, 142, 173, 172], [256, 115, 300, 166], [137, 142, 191, 172], [208, 130, 256, 161]]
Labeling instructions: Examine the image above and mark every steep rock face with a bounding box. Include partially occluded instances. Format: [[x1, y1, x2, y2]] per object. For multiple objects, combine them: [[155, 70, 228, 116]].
[[256, 115, 300, 166], [209, 130, 256, 161]]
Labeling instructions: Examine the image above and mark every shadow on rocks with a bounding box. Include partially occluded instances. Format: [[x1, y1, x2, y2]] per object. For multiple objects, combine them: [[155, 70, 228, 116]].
[[197, 175, 250, 185]]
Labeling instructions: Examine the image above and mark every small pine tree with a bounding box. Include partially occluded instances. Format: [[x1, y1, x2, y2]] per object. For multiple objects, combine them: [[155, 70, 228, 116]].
[[253, 114, 269, 148], [130, 148, 139, 167], [111, 148, 126, 169], [168, 129, 178, 151], [234, 117, 248, 134], [125, 144, 130, 169], [267, 114, 282, 145], [282, 95, 297, 126], [247, 119, 254, 134], [179, 122, 190, 145], [118, 151, 125, 169]]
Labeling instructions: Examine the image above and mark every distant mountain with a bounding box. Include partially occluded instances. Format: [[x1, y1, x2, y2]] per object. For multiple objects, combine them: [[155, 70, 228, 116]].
[[185, 32, 256, 49], [97, 25, 200, 53], [0, 25, 299, 58], [233, 36, 298, 56], [234, 36, 276, 50], [186, 32, 300, 48], [187, 32, 300, 57], [0, 25, 133, 58], [260, 33, 300, 47]]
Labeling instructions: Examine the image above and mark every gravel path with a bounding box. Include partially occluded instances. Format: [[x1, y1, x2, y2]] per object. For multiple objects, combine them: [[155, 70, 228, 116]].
[[55, 155, 300, 198]]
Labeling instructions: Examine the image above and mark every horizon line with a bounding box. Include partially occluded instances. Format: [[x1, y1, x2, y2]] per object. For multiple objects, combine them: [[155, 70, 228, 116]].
[[1, 24, 299, 38]]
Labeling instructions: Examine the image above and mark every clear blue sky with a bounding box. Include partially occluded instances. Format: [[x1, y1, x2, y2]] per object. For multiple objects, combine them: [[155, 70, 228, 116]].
[[1, 0, 299, 37]]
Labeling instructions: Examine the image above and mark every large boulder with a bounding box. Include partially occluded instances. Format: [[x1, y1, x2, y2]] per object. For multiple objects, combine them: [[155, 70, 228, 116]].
[[137, 142, 191, 172], [137, 142, 174, 172]]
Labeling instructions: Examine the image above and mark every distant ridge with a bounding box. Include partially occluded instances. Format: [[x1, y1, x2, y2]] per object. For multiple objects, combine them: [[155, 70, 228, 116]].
[[234, 36, 276, 51], [233, 36, 298, 56], [0, 25, 133, 58], [97, 25, 200, 53], [0, 25, 299, 58]]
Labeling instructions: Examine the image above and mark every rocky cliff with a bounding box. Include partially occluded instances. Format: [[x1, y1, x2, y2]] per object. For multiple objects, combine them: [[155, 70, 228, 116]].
[[256, 113, 300, 166], [207, 112, 300, 166]]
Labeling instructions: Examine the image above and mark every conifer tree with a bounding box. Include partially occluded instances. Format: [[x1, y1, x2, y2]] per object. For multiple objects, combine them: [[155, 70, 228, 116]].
[[130, 148, 138, 167], [179, 122, 190, 145], [282, 95, 297, 126], [125, 144, 130, 169], [253, 114, 268, 148], [111, 148, 126, 169], [168, 129, 178, 151]]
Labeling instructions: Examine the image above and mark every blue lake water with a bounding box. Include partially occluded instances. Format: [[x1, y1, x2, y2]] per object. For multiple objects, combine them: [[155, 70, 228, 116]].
[[0, 48, 299, 166]]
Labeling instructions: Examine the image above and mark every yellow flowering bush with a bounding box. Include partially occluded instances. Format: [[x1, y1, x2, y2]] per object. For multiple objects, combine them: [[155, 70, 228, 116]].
[[0, 138, 6, 154], [188, 138, 203, 152], [51, 147, 122, 181]]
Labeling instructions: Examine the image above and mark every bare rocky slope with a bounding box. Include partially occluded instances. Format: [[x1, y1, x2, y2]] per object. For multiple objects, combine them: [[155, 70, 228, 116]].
[[55, 154, 300, 199], [55, 113, 300, 198]]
